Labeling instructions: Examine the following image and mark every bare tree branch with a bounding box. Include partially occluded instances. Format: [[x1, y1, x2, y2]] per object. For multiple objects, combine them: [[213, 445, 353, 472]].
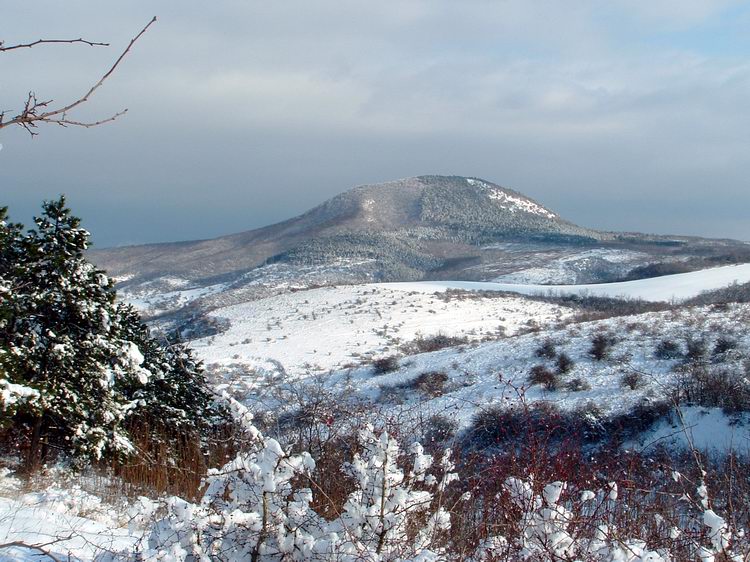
[[0, 38, 109, 52], [0, 16, 157, 136], [0, 537, 71, 562]]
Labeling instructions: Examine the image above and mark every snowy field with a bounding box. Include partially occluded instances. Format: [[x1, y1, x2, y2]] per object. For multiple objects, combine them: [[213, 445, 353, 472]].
[[4, 267, 750, 560], [490, 248, 651, 284], [385, 263, 750, 302], [310, 303, 750, 436], [193, 284, 572, 376]]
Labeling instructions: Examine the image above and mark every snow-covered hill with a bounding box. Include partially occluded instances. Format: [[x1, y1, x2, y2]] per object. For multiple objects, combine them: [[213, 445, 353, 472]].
[[385, 263, 750, 302], [192, 264, 750, 379], [318, 302, 750, 437], [95, 175, 750, 323], [193, 284, 572, 377]]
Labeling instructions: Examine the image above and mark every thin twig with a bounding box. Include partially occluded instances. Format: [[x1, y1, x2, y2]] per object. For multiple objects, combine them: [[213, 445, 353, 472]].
[[0, 38, 109, 52], [0, 16, 157, 135]]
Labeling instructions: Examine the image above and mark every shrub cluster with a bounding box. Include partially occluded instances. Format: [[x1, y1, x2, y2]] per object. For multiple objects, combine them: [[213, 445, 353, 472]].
[[401, 332, 469, 354]]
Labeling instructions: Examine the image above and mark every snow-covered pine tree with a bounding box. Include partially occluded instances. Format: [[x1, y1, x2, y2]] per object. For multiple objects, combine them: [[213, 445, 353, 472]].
[[0, 207, 29, 424], [115, 303, 225, 452], [0, 197, 158, 467], [1, 197, 231, 473]]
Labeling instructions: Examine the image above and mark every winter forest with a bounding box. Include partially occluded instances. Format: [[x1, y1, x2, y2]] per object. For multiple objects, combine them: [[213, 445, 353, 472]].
[[4, 5, 750, 562]]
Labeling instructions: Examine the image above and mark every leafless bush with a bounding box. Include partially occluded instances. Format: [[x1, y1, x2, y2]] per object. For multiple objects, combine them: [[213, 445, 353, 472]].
[[535, 338, 557, 359], [566, 377, 591, 392], [685, 336, 708, 363], [589, 333, 615, 361], [655, 338, 683, 360], [381, 371, 450, 400], [528, 364, 560, 391], [621, 371, 644, 390], [401, 332, 469, 354], [423, 414, 458, 446], [556, 351, 575, 374], [410, 371, 450, 397], [372, 355, 400, 375], [674, 364, 750, 413], [713, 336, 738, 358]]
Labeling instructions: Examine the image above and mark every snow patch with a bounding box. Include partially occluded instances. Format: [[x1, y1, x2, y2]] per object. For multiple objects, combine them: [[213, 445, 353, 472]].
[[467, 178, 557, 219]]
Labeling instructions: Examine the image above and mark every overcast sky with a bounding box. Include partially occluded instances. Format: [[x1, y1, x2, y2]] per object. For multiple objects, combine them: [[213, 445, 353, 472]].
[[3, 1, 750, 247]]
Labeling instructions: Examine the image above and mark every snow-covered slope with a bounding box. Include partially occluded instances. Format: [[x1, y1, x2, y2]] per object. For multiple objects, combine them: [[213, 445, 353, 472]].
[[385, 263, 750, 302], [192, 284, 571, 376], [314, 302, 750, 434]]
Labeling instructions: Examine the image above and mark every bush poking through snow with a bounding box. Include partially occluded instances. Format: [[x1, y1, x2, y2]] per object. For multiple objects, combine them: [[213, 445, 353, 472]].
[[620, 371, 644, 390], [528, 365, 560, 391], [402, 333, 469, 354], [674, 363, 750, 413], [409, 371, 450, 397], [685, 336, 708, 363], [589, 333, 615, 361], [713, 336, 737, 358], [535, 339, 557, 360], [655, 338, 682, 360], [566, 377, 591, 392], [372, 355, 400, 375], [556, 351, 575, 374]]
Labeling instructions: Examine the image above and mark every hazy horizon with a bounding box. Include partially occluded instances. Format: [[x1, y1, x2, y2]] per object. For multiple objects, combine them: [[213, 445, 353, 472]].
[[4, 1, 750, 247]]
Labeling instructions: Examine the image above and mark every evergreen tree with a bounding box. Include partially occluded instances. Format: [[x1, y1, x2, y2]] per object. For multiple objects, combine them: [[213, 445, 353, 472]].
[[0, 197, 143, 465], [0, 197, 228, 470], [115, 303, 221, 445]]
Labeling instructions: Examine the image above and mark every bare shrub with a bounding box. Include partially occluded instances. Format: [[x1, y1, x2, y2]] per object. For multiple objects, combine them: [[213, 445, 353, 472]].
[[566, 377, 591, 392], [556, 351, 575, 374], [655, 338, 683, 360], [620, 371, 644, 390], [468, 401, 566, 448], [713, 336, 737, 357], [528, 365, 560, 391], [535, 338, 556, 359], [379, 371, 450, 400], [674, 364, 750, 413], [423, 414, 458, 446], [685, 336, 707, 363], [410, 371, 450, 397], [589, 333, 615, 361], [372, 355, 400, 375], [401, 332, 469, 354]]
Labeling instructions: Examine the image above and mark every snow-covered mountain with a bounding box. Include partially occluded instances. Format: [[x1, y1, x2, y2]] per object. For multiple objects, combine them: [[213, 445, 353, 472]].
[[92, 175, 600, 283]]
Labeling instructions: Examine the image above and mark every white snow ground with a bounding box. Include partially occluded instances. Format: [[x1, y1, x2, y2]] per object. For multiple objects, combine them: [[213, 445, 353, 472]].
[[384, 263, 750, 302], [491, 248, 651, 284], [627, 406, 750, 455], [0, 497, 138, 561], [121, 277, 228, 316], [313, 303, 750, 432], [3, 265, 750, 559], [192, 284, 571, 377]]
